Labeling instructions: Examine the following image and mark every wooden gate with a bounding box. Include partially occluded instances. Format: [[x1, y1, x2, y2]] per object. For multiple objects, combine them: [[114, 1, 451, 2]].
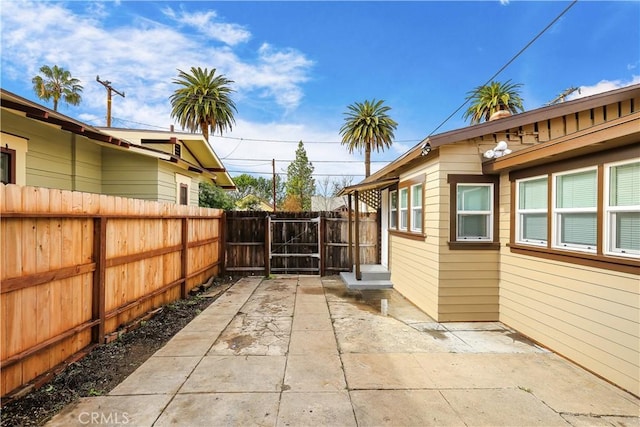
[[269, 216, 321, 274], [224, 211, 378, 276]]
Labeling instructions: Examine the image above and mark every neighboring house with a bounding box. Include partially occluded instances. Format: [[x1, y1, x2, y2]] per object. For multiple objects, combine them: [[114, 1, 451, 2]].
[[341, 84, 639, 395], [311, 195, 375, 213], [236, 194, 274, 211], [311, 195, 349, 212], [0, 89, 235, 205]]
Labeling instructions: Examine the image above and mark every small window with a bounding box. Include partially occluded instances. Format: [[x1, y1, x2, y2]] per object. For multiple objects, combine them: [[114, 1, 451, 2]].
[[399, 187, 408, 231], [179, 184, 188, 205], [457, 184, 492, 240], [410, 183, 423, 232], [553, 168, 597, 252], [605, 160, 640, 257], [516, 176, 548, 246], [389, 190, 398, 229], [1, 147, 16, 185]]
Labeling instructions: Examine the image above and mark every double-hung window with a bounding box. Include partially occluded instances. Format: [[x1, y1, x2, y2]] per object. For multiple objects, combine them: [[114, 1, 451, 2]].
[[389, 176, 425, 238], [410, 183, 423, 232], [516, 176, 548, 246], [389, 190, 398, 229], [605, 160, 640, 257], [399, 188, 408, 231], [553, 168, 597, 252], [456, 184, 493, 241]]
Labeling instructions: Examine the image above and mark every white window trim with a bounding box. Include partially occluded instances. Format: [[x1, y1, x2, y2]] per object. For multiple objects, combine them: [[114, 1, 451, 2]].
[[389, 190, 398, 229], [604, 159, 640, 258], [410, 183, 423, 233], [399, 187, 408, 231], [552, 166, 598, 253], [456, 183, 493, 241], [515, 175, 548, 247], [175, 173, 192, 205]]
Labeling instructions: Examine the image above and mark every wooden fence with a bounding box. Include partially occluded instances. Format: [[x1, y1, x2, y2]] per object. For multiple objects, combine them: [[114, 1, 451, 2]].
[[225, 211, 379, 275], [0, 184, 223, 398]]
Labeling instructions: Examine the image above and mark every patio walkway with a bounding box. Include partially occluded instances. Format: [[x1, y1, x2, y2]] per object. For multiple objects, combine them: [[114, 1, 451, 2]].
[[48, 275, 639, 426]]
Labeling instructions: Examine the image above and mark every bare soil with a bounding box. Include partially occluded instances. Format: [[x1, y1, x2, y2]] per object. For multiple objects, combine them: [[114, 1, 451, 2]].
[[1, 276, 239, 427]]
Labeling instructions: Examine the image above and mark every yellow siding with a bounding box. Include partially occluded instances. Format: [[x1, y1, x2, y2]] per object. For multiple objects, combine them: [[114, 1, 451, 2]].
[[436, 144, 499, 321], [389, 161, 439, 319], [390, 233, 439, 319], [498, 174, 640, 395], [102, 148, 161, 200], [73, 136, 102, 193]]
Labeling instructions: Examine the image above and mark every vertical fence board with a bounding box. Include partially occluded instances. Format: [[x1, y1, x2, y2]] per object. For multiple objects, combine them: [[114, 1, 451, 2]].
[[1, 185, 224, 397], [225, 211, 378, 275]]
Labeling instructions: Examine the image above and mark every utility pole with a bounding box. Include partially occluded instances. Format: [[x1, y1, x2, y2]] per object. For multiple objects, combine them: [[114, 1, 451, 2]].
[[547, 87, 580, 106], [96, 76, 125, 127]]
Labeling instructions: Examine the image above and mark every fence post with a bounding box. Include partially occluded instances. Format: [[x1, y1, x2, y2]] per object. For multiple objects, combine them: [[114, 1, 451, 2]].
[[92, 216, 107, 343], [219, 211, 226, 276], [319, 215, 326, 276], [181, 217, 188, 298], [264, 215, 271, 277], [348, 194, 353, 272], [354, 191, 361, 280]]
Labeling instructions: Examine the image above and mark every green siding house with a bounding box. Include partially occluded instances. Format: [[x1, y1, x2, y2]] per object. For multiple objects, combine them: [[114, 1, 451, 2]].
[[0, 89, 234, 205]]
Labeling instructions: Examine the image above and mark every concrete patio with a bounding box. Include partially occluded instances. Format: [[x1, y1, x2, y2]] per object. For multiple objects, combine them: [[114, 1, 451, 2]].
[[47, 275, 639, 426]]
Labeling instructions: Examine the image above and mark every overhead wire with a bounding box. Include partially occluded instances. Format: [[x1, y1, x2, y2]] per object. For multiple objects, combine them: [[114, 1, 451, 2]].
[[110, 1, 577, 179], [424, 0, 579, 138]]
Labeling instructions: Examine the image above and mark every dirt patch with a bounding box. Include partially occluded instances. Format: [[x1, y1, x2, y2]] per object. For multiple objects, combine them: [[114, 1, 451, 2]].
[[225, 334, 256, 352], [0, 275, 239, 427], [323, 286, 382, 314]]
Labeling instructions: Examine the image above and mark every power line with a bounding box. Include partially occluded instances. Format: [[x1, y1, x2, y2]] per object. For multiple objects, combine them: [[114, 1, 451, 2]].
[[211, 134, 421, 144], [227, 170, 363, 177], [425, 0, 579, 138], [112, 116, 421, 145], [224, 158, 388, 164]]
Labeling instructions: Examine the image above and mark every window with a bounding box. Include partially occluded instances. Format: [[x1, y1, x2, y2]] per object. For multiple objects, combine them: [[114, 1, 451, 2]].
[[411, 183, 423, 232], [606, 160, 640, 257], [390, 190, 398, 229], [516, 176, 548, 246], [399, 187, 408, 231], [175, 173, 191, 205], [457, 184, 492, 240], [448, 174, 499, 249], [509, 146, 639, 274], [179, 184, 188, 205], [388, 175, 425, 239], [553, 168, 597, 252], [1, 147, 16, 185]]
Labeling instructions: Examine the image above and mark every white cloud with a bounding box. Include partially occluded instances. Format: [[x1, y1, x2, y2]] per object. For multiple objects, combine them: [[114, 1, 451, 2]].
[[162, 7, 251, 46], [567, 76, 640, 100], [207, 120, 383, 180], [0, 1, 376, 182], [0, 0, 313, 118], [499, 0, 510, 5]]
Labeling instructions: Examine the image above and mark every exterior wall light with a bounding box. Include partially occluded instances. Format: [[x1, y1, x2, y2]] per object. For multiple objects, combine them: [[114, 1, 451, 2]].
[[421, 142, 431, 156]]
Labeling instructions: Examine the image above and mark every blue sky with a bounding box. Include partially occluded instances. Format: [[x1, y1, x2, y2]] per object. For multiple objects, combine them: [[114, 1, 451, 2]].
[[1, 0, 638, 183]]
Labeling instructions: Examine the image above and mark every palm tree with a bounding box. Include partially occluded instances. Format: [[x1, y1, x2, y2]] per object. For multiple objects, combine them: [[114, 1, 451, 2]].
[[31, 65, 83, 112], [339, 99, 398, 177], [463, 80, 524, 124], [170, 67, 237, 141]]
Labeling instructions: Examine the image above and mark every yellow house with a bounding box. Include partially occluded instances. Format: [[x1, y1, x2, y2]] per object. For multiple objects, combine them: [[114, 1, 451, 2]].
[[0, 89, 235, 205], [341, 84, 639, 395]]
